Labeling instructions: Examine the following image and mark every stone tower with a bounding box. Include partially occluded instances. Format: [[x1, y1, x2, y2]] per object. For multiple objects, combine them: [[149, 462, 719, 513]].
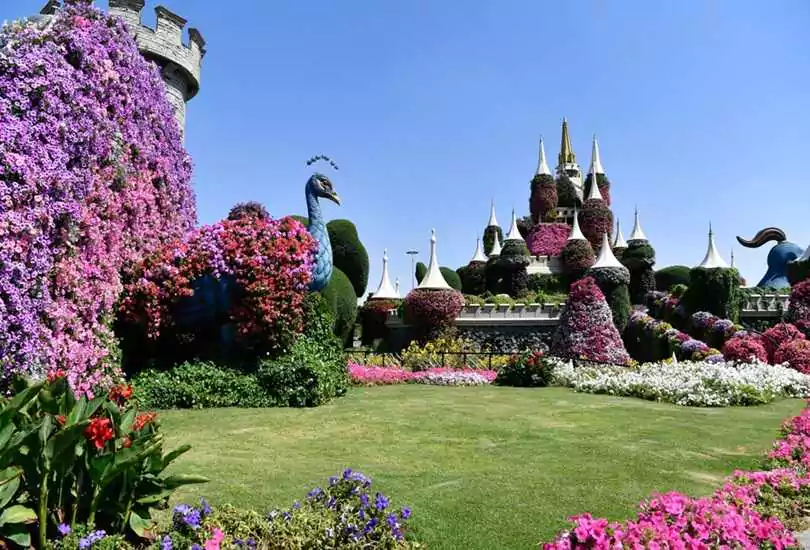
[[42, 0, 205, 138]]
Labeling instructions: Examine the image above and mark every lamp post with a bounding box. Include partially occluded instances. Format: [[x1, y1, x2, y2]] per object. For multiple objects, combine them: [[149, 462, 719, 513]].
[[406, 249, 419, 290]]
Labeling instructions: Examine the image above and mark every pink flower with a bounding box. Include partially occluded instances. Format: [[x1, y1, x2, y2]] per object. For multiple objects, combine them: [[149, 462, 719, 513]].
[[204, 528, 224, 550]]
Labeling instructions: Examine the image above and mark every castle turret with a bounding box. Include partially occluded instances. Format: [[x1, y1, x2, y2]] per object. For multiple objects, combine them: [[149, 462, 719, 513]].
[[628, 207, 648, 243], [588, 134, 605, 175], [555, 118, 583, 200], [370, 249, 399, 300], [536, 136, 551, 176], [107, 0, 205, 139], [696, 223, 728, 269], [567, 208, 586, 241], [470, 237, 487, 263], [613, 220, 628, 250], [417, 229, 452, 289]]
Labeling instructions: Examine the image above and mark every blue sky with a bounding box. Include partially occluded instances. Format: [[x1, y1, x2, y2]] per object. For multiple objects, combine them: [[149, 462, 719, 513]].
[[8, 0, 810, 292]]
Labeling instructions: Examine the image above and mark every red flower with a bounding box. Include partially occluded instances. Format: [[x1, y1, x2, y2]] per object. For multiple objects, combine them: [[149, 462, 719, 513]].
[[47, 370, 67, 382], [133, 412, 157, 431], [84, 418, 114, 450], [122, 437, 133, 449], [55, 415, 66, 426], [109, 384, 133, 405]]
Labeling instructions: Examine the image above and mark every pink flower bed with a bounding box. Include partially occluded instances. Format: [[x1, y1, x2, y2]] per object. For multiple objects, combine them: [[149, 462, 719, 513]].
[[544, 400, 810, 548], [527, 223, 570, 257], [347, 363, 497, 386]]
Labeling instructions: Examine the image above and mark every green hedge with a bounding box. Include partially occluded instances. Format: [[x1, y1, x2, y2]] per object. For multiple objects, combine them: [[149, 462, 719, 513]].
[[415, 262, 427, 283], [683, 267, 742, 322], [320, 267, 358, 346], [458, 263, 487, 295], [440, 267, 462, 291], [527, 273, 566, 294], [622, 242, 656, 305], [327, 219, 369, 298], [589, 266, 631, 332], [655, 265, 691, 291]]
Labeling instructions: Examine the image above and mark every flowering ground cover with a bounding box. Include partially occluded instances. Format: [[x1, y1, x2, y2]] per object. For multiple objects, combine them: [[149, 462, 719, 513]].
[[157, 387, 801, 550], [348, 363, 497, 386]]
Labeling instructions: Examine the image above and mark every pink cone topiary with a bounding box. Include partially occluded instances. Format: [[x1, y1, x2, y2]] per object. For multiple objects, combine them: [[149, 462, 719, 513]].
[[404, 289, 464, 341], [0, 1, 196, 394], [551, 277, 630, 365]]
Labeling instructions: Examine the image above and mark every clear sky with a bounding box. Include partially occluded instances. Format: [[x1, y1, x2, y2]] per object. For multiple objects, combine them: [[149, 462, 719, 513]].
[[8, 0, 810, 293]]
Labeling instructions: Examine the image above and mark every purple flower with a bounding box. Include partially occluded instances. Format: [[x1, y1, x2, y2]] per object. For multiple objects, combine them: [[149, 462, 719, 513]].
[[200, 497, 211, 516], [375, 492, 389, 511], [78, 530, 106, 549], [57, 523, 71, 537], [161, 535, 173, 550], [401, 507, 412, 519]]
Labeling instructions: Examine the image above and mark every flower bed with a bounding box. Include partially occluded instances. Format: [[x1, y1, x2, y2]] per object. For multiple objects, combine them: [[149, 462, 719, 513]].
[[348, 364, 497, 386], [550, 358, 810, 406], [625, 310, 724, 363], [543, 401, 810, 548]]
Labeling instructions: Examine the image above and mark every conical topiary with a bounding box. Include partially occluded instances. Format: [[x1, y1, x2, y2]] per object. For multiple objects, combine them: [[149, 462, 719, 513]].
[[530, 174, 558, 223], [551, 277, 630, 365], [582, 173, 612, 206]]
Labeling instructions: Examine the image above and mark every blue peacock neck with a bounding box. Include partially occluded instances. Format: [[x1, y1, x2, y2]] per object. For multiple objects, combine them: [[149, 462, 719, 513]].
[[306, 186, 333, 291]]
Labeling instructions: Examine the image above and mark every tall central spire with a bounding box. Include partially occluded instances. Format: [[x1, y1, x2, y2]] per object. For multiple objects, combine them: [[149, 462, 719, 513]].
[[558, 118, 576, 166], [536, 136, 551, 176]]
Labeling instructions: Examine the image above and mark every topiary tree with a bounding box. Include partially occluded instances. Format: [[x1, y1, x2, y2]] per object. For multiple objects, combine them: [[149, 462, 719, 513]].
[[582, 173, 612, 206], [404, 288, 464, 342], [560, 239, 595, 284], [621, 242, 657, 305], [485, 257, 503, 295], [327, 220, 369, 298], [228, 201, 269, 221], [440, 267, 463, 291], [588, 266, 631, 332], [578, 199, 613, 252], [320, 267, 358, 347], [682, 267, 743, 322], [483, 225, 504, 256], [655, 265, 691, 291], [517, 216, 534, 240], [457, 263, 487, 296], [0, 1, 197, 391], [530, 174, 558, 223], [415, 262, 427, 284], [551, 277, 630, 364], [498, 240, 531, 297], [556, 175, 578, 208]]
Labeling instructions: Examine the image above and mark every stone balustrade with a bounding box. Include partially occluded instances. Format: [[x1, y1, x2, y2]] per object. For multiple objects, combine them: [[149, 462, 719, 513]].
[[739, 293, 790, 318]]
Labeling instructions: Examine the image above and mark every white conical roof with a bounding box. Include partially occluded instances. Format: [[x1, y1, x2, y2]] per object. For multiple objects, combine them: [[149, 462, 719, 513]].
[[628, 207, 647, 241], [371, 249, 399, 299], [613, 219, 628, 249], [505, 209, 524, 242], [588, 134, 605, 175], [697, 223, 729, 269], [470, 237, 487, 263], [535, 136, 551, 176], [417, 229, 452, 289], [586, 165, 603, 201], [592, 232, 625, 269], [487, 200, 498, 227], [490, 232, 503, 256], [568, 209, 586, 241]]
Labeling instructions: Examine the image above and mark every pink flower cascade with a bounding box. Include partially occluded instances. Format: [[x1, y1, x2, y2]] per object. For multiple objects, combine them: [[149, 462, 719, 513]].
[[527, 223, 570, 257], [551, 277, 630, 365], [347, 364, 497, 386], [544, 400, 810, 549], [0, 1, 196, 393]]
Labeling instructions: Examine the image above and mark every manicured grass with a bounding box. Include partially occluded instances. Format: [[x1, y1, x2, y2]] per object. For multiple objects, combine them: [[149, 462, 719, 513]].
[[159, 387, 802, 549]]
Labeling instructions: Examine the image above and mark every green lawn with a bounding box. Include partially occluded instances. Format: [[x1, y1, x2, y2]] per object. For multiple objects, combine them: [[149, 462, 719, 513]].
[[159, 386, 802, 550]]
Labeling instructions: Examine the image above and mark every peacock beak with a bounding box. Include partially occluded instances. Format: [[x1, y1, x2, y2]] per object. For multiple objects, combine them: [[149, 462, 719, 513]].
[[327, 192, 341, 206]]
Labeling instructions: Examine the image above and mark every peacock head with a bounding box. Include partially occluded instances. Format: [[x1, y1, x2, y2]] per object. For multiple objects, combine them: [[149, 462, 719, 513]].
[[307, 173, 341, 206]]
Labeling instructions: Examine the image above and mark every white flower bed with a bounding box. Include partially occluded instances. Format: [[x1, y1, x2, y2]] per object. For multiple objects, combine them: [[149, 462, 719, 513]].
[[549, 358, 810, 407]]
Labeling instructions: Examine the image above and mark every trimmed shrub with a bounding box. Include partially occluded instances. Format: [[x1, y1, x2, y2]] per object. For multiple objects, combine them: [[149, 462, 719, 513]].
[[0, 3, 197, 392], [495, 350, 553, 387], [655, 265, 691, 291], [327, 219, 370, 298], [622, 242, 657, 305], [500, 239, 531, 260], [722, 335, 768, 364], [360, 299, 398, 346], [415, 262, 427, 283], [530, 174, 558, 223], [774, 339, 810, 374], [483, 225, 504, 256], [560, 239, 595, 283], [528, 274, 566, 294], [556, 175, 578, 208], [588, 266, 631, 332], [762, 323, 806, 362], [441, 267, 463, 291], [527, 223, 570, 256], [485, 258, 503, 295], [457, 263, 487, 295], [583, 173, 612, 205], [551, 277, 630, 365], [787, 280, 810, 336], [578, 199, 613, 251], [228, 201, 269, 221], [320, 267, 358, 346], [404, 289, 464, 341], [683, 267, 743, 322]]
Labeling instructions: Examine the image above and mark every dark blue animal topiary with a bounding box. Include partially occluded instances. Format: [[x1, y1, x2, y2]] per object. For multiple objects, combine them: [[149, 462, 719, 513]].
[[737, 227, 804, 289]]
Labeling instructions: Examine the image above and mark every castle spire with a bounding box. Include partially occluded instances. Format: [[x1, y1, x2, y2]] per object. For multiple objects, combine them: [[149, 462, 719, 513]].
[[592, 233, 625, 269], [589, 134, 605, 175], [418, 229, 452, 289], [536, 136, 551, 176], [470, 236, 488, 263], [487, 200, 499, 227], [505, 209, 524, 242], [371, 249, 399, 299], [628, 207, 647, 242], [586, 163, 603, 201], [568, 208, 586, 241], [697, 222, 729, 269], [490, 232, 503, 256], [613, 219, 628, 249], [558, 118, 576, 167]]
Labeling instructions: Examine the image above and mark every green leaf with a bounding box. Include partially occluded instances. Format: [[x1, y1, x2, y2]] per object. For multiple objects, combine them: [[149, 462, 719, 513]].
[[0, 505, 36, 526], [0, 381, 45, 422], [84, 394, 107, 420], [135, 489, 173, 505], [45, 421, 90, 463], [39, 414, 54, 462], [128, 510, 152, 537], [0, 422, 16, 451], [3, 524, 30, 546], [161, 474, 209, 490], [89, 454, 114, 485], [161, 445, 191, 469], [67, 398, 87, 425], [118, 408, 136, 435], [0, 471, 21, 509]]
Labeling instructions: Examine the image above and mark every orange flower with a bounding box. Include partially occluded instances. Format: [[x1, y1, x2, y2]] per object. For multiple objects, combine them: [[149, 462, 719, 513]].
[[47, 369, 67, 383], [133, 412, 157, 431], [109, 384, 133, 405]]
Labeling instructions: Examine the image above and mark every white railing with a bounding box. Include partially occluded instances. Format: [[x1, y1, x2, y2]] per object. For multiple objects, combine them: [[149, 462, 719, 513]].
[[739, 293, 790, 318]]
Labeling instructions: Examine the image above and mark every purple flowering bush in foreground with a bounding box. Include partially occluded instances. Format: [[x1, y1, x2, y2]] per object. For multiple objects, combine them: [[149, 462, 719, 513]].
[[0, 0, 196, 394]]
